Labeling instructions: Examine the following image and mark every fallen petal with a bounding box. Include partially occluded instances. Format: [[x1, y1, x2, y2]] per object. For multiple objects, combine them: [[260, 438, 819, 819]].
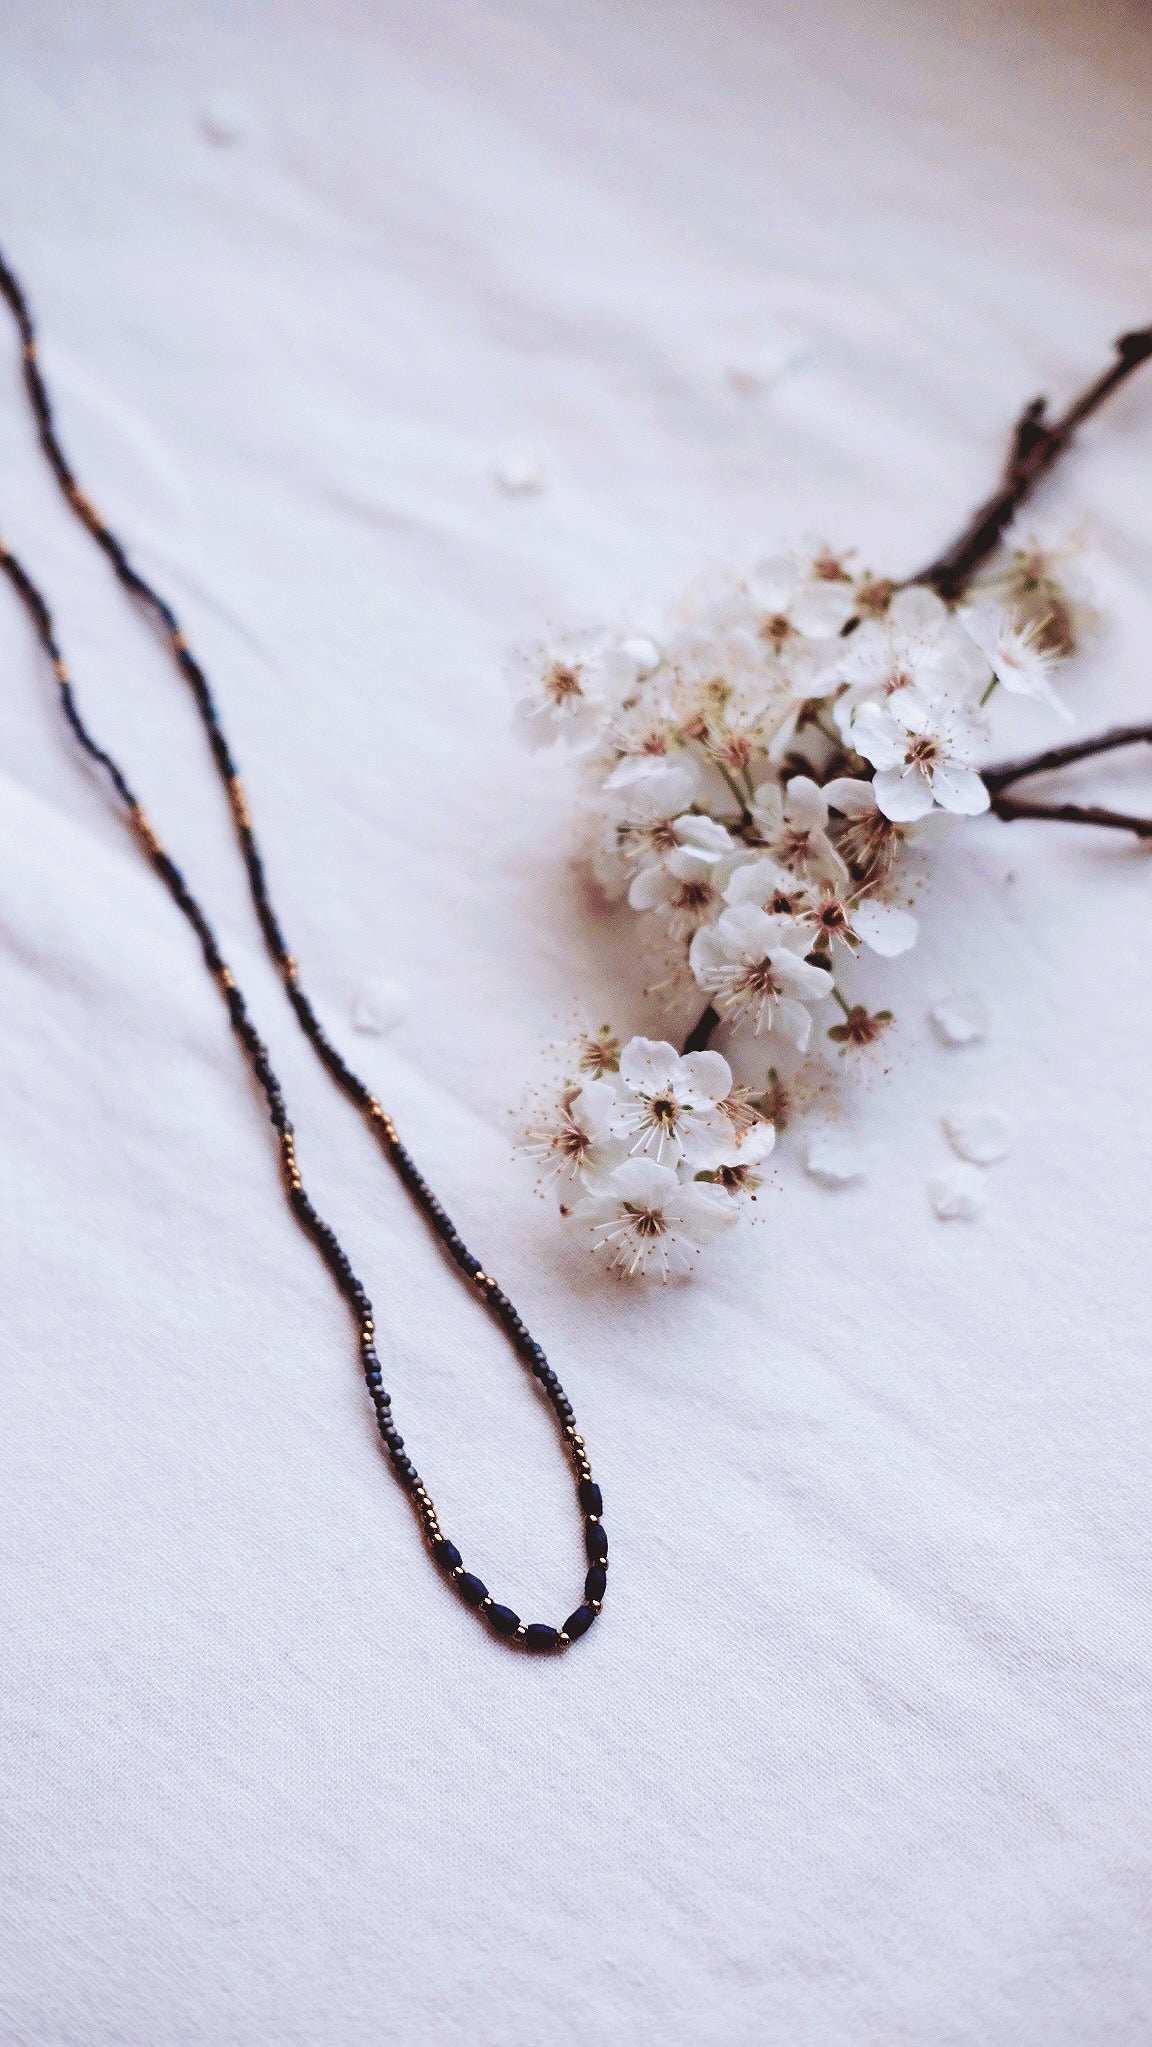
[[928, 1165, 986, 1221], [943, 1106, 1013, 1165], [493, 450, 548, 495], [929, 992, 988, 1046], [805, 1131, 867, 1186], [350, 976, 410, 1035]]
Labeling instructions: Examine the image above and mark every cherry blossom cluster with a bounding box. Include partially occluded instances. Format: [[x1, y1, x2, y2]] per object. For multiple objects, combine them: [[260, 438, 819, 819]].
[[514, 530, 1087, 1278]]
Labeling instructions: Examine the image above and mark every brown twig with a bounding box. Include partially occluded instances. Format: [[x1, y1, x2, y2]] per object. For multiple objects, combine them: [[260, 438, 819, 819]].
[[983, 721, 1152, 793], [910, 327, 1152, 599], [989, 791, 1152, 840], [683, 1004, 720, 1054]]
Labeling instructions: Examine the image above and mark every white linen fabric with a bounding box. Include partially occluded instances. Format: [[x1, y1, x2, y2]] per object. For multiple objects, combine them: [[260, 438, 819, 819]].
[[1, 2, 1151, 2041]]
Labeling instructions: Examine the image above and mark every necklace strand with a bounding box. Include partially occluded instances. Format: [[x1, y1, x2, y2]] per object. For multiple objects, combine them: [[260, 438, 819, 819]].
[[0, 249, 606, 1653]]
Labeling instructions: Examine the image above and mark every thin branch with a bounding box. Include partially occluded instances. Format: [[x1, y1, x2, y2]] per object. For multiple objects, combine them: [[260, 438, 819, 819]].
[[983, 721, 1152, 794], [910, 327, 1152, 599], [989, 791, 1152, 840], [683, 1004, 720, 1054]]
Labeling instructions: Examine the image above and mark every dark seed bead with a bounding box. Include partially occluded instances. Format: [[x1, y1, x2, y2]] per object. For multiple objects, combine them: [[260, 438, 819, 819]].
[[578, 1480, 603, 1517], [458, 1572, 488, 1608], [487, 1603, 521, 1638], [563, 1604, 596, 1642], [585, 1563, 607, 1603], [433, 1539, 462, 1572], [524, 1623, 560, 1653], [585, 1520, 608, 1564]]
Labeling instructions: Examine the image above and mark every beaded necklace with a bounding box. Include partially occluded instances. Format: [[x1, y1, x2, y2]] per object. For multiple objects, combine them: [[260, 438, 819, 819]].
[[0, 250, 605, 1653]]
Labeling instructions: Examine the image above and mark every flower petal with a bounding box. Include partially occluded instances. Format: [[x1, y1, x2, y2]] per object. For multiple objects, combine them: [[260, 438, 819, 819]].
[[773, 951, 834, 1001], [782, 775, 828, 830], [627, 864, 670, 911], [773, 997, 814, 1051], [688, 923, 728, 983], [873, 765, 935, 822], [749, 779, 784, 831], [679, 1049, 734, 1106], [888, 584, 948, 635], [851, 899, 919, 956], [665, 1180, 741, 1243], [822, 776, 878, 818], [852, 703, 905, 772], [724, 856, 793, 908], [618, 1037, 681, 1095], [674, 813, 735, 856], [572, 1079, 621, 1141], [930, 762, 990, 815], [605, 1155, 680, 1202]]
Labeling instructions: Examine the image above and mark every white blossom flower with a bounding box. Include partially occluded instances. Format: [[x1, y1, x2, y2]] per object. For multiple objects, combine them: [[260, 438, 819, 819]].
[[688, 905, 834, 1048], [613, 795, 721, 873], [852, 692, 990, 822], [574, 1156, 739, 1279], [627, 833, 737, 937], [749, 774, 848, 881], [607, 1037, 735, 1165], [514, 635, 641, 750], [512, 508, 1107, 1278], [723, 856, 812, 918], [743, 543, 859, 645], [833, 585, 988, 741], [801, 883, 918, 957], [603, 751, 701, 816], [959, 606, 1072, 721], [522, 1079, 624, 1188], [763, 637, 845, 760], [985, 522, 1093, 654], [822, 775, 907, 877], [704, 1114, 777, 1192]]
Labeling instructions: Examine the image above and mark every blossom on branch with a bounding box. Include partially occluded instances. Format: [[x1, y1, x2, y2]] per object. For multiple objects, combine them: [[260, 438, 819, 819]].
[[511, 490, 1105, 1274]]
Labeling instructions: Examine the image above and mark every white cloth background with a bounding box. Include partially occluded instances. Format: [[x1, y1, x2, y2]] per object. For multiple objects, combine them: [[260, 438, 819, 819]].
[[1, 2, 1151, 2041]]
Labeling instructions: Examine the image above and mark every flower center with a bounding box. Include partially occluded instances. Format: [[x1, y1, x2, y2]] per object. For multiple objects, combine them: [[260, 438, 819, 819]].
[[546, 661, 583, 703], [759, 612, 793, 649], [715, 732, 754, 770], [625, 1203, 667, 1239], [906, 735, 941, 769], [735, 960, 780, 1005], [779, 826, 813, 864], [674, 879, 716, 912], [816, 900, 849, 933], [812, 552, 851, 583], [856, 577, 895, 617], [647, 1095, 681, 1129]]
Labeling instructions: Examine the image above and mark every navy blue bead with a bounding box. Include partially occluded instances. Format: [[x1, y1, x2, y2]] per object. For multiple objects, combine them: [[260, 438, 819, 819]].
[[487, 1604, 521, 1638], [434, 1539, 462, 1572], [585, 1563, 607, 1603], [524, 1624, 560, 1652], [458, 1572, 488, 1608], [578, 1480, 603, 1517], [585, 1520, 608, 1564], [563, 1604, 595, 1642]]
